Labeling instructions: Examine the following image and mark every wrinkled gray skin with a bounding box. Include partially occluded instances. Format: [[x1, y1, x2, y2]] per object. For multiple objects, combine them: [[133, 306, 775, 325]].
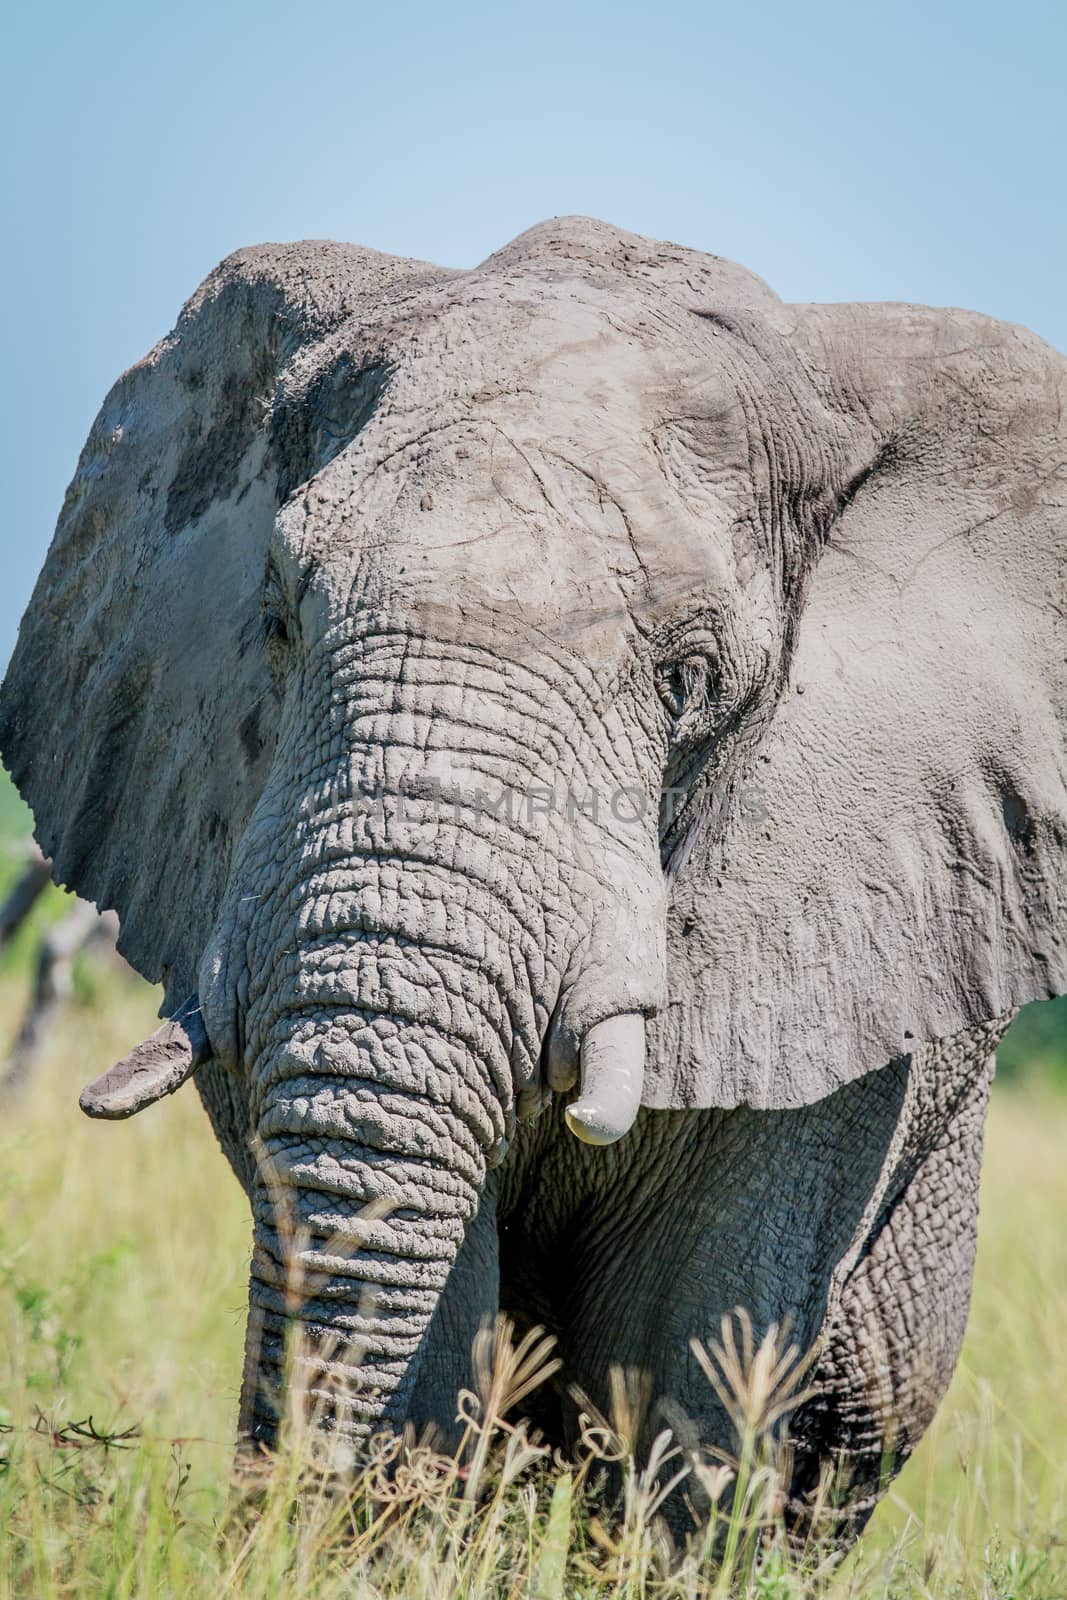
[[2, 219, 1065, 1542]]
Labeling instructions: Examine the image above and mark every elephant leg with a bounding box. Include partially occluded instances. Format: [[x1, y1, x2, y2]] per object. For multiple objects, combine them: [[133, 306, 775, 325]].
[[786, 1028, 1003, 1540], [407, 1173, 501, 1448]]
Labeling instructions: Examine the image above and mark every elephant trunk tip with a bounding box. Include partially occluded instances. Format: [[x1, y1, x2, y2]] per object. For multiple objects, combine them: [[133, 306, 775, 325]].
[[565, 1011, 645, 1145]]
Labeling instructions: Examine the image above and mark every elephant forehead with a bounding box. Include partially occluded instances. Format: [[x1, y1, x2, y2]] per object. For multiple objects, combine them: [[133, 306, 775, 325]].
[[382, 263, 761, 428], [278, 401, 747, 662], [268, 237, 802, 660], [278, 303, 766, 642], [285, 232, 772, 472]]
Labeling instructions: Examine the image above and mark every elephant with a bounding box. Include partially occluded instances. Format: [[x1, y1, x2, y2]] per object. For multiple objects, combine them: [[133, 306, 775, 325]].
[[2, 216, 1064, 1543]]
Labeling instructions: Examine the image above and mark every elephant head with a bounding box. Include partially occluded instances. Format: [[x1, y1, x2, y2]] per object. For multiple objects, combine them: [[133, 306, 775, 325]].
[[2, 218, 1064, 1450]]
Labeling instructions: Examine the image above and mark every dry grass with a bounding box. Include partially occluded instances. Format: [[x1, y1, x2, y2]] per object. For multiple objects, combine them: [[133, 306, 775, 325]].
[[1, 962, 1065, 1597]]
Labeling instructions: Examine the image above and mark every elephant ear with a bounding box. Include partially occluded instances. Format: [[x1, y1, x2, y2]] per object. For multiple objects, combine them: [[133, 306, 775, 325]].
[[648, 302, 1067, 1110], [0, 239, 449, 1007]]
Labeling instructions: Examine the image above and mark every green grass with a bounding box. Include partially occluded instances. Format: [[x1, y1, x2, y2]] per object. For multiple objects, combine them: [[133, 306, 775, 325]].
[[0, 958, 1065, 1597]]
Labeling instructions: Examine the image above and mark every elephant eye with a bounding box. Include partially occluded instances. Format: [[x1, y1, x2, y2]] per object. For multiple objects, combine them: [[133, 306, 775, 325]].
[[262, 609, 289, 648], [260, 604, 286, 643], [261, 565, 294, 676], [656, 653, 719, 722]]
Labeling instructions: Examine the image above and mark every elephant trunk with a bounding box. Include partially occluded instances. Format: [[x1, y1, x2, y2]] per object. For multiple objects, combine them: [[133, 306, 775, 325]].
[[238, 994, 495, 1450], [229, 809, 525, 1451], [211, 660, 667, 1450]]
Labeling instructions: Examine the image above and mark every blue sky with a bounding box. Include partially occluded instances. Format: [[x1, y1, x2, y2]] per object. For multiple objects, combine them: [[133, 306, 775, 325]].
[[2, 0, 1063, 666]]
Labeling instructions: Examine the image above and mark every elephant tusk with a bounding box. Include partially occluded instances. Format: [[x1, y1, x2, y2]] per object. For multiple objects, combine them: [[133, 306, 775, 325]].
[[564, 1012, 645, 1146], [79, 994, 212, 1120]]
